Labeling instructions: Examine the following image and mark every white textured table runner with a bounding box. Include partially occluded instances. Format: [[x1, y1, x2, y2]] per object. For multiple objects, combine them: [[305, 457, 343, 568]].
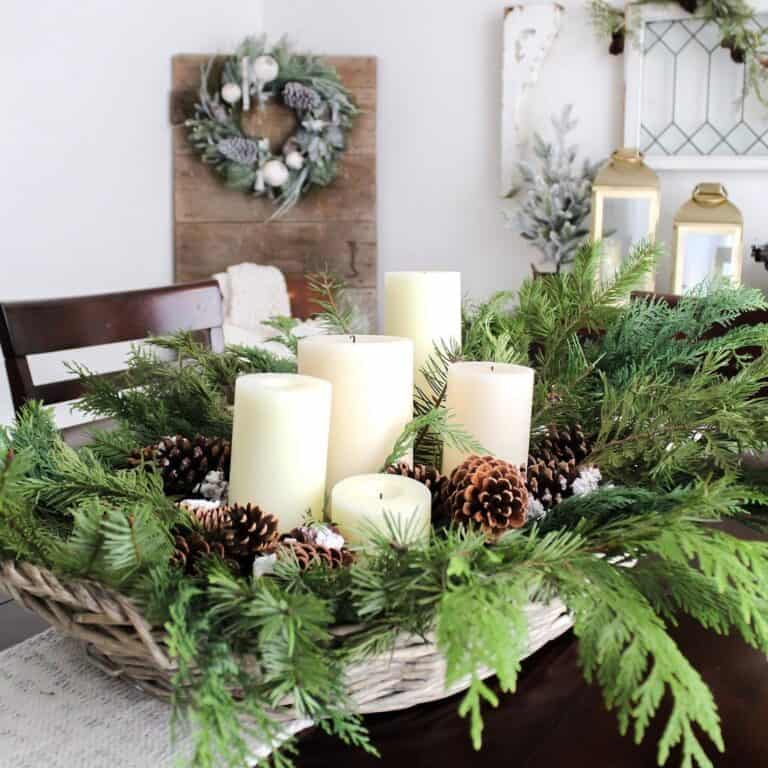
[[0, 629, 311, 768]]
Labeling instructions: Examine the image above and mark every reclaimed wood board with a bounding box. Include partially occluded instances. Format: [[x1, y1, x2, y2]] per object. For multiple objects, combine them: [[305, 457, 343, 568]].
[[171, 54, 377, 327]]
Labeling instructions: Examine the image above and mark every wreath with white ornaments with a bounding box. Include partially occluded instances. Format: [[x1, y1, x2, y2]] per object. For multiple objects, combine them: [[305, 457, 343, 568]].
[[185, 36, 357, 218]]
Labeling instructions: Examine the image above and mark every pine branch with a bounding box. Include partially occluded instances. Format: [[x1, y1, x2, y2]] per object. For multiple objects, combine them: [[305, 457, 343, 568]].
[[381, 408, 485, 471], [262, 315, 301, 355], [48, 497, 174, 592], [0, 447, 53, 564], [70, 332, 296, 446], [413, 340, 465, 466], [306, 271, 359, 334], [18, 442, 175, 518]]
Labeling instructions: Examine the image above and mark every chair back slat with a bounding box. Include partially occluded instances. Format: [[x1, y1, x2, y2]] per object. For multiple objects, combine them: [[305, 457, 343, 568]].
[[0, 281, 223, 413], [1, 282, 223, 356]]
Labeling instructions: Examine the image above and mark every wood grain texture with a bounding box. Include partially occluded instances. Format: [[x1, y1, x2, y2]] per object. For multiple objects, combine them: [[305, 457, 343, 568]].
[[171, 53, 377, 324], [175, 222, 376, 286], [174, 152, 375, 223]]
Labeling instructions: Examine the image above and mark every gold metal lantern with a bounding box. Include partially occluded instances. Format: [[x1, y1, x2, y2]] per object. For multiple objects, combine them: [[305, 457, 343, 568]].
[[672, 183, 743, 294], [590, 148, 660, 289]]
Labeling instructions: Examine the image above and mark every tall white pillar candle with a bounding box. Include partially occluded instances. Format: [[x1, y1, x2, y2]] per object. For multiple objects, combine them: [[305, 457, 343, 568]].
[[331, 473, 431, 545], [228, 373, 331, 532], [441, 362, 535, 475], [297, 335, 413, 489], [384, 272, 462, 393]]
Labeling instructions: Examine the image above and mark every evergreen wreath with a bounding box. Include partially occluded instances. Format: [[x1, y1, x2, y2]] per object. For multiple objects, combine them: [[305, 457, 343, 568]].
[[5, 254, 768, 768], [185, 36, 357, 218]]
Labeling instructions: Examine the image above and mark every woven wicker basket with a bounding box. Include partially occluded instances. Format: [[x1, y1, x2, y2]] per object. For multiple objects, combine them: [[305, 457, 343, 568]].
[[0, 560, 573, 713]]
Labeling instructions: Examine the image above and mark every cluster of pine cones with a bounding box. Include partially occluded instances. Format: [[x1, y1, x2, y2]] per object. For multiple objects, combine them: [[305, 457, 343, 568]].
[[129, 434, 352, 576], [387, 423, 595, 539], [131, 423, 594, 571], [174, 502, 354, 577], [128, 434, 231, 497]]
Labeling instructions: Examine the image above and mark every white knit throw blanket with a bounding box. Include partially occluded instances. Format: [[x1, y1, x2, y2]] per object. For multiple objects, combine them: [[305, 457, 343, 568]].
[[214, 263, 291, 338], [0, 630, 310, 768]]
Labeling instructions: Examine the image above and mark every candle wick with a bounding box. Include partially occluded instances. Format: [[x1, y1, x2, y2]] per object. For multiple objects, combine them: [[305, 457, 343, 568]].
[[491, 364, 495, 373], [350, 335, 356, 344], [379, 492, 383, 500]]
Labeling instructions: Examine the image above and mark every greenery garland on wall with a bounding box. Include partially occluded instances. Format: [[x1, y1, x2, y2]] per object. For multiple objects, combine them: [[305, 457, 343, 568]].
[[3, 246, 768, 767], [589, 0, 768, 103], [185, 36, 357, 218]]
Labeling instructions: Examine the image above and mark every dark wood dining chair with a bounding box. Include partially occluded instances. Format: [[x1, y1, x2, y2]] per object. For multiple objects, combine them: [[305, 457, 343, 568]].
[[0, 280, 224, 417]]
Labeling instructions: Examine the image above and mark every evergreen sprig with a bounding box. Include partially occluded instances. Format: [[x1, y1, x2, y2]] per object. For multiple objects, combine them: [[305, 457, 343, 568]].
[[0, 445, 52, 563], [70, 332, 297, 449], [381, 408, 485, 471], [168, 560, 376, 767], [306, 271, 362, 334], [50, 498, 174, 592]]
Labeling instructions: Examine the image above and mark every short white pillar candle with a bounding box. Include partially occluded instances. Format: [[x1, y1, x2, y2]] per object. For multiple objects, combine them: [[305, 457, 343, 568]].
[[384, 271, 462, 393], [228, 373, 332, 532], [331, 473, 431, 545], [442, 362, 535, 475], [297, 335, 414, 489]]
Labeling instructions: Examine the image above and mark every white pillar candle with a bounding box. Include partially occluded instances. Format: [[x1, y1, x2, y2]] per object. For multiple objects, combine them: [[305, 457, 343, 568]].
[[331, 473, 431, 545], [442, 362, 535, 475], [297, 335, 413, 489], [384, 272, 462, 393], [228, 373, 331, 532]]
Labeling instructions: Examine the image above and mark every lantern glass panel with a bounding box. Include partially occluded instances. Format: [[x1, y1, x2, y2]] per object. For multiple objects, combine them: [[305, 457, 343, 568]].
[[601, 197, 652, 261], [680, 230, 737, 292]]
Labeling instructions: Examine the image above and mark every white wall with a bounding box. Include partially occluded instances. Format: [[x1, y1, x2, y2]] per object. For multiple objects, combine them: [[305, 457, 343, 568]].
[[0, 0, 264, 425], [264, 0, 768, 299]]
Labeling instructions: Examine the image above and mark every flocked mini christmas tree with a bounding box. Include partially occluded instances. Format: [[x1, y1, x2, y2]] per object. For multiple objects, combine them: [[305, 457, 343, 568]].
[[508, 105, 598, 274]]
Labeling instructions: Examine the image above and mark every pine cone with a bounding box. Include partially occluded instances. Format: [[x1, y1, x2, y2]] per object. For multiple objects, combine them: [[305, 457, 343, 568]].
[[443, 455, 529, 537], [730, 46, 746, 64], [526, 454, 579, 510], [220, 503, 279, 560], [181, 500, 232, 535], [217, 136, 260, 165], [129, 435, 231, 496], [385, 462, 447, 520], [172, 529, 228, 575], [609, 30, 625, 56], [282, 81, 321, 112], [279, 526, 353, 570], [537, 424, 592, 465]]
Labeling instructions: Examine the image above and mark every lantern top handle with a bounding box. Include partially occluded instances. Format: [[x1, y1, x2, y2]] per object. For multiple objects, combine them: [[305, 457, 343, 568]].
[[692, 182, 729, 207], [674, 183, 742, 226], [612, 147, 644, 164], [593, 147, 660, 192]]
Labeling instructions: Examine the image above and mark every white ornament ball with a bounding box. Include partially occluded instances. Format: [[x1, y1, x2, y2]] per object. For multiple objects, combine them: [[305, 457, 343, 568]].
[[221, 82, 242, 104], [262, 159, 290, 187], [285, 150, 305, 171], [251, 54, 279, 83]]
